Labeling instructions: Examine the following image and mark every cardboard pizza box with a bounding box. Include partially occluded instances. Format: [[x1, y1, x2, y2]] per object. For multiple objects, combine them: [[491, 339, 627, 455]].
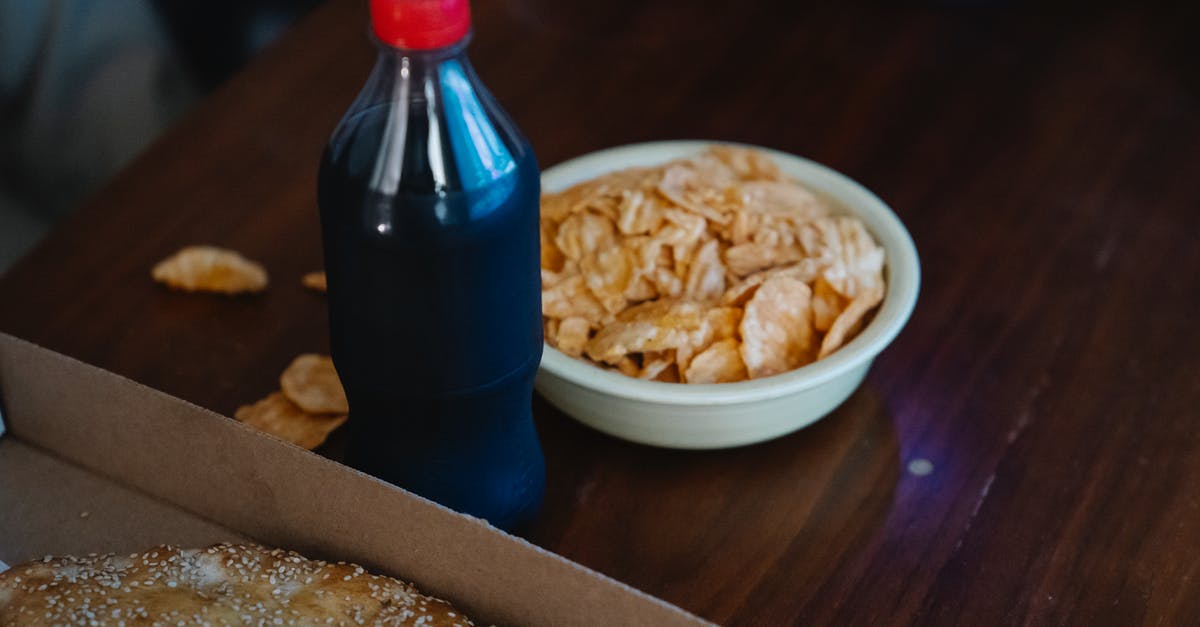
[[0, 333, 710, 626]]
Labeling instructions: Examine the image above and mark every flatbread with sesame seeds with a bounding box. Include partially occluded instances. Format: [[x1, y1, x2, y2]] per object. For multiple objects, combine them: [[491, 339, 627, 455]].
[[0, 543, 475, 626]]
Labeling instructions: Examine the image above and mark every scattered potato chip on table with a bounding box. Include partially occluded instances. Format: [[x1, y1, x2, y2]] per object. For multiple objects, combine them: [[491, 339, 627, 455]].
[[234, 391, 346, 450], [151, 246, 268, 294], [280, 353, 349, 414], [540, 146, 887, 383], [235, 354, 349, 450], [303, 271, 327, 292]]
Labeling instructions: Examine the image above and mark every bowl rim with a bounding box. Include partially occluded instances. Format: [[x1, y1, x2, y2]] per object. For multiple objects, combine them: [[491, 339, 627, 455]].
[[537, 140, 920, 406]]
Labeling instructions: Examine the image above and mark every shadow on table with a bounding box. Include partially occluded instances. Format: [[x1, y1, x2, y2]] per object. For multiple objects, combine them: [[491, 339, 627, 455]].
[[528, 386, 900, 621]]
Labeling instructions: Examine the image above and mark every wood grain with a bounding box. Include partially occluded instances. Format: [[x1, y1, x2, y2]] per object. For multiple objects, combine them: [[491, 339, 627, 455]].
[[2, 0, 1198, 624]]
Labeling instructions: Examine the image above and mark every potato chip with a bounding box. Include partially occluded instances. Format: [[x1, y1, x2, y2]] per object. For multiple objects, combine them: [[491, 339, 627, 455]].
[[616, 189, 664, 235], [684, 239, 726, 302], [555, 211, 616, 262], [540, 221, 566, 272], [724, 243, 806, 277], [648, 266, 684, 299], [624, 275, 658, 301], [685, 338, 748, 384], [811, 276, 848, 332], [541, 267, 565, 289], [653, 363, 681, 383], [675, 343, 698, 374], [639, 350, 676, 380], [654, 209, 709, 277], [706, 307, 741, 341], [799, 216, 886, 299], [720, 259, 821, 306], [657, 163, 732, 225], [234, 392, 346, 450], [580, 245, 635, 314], [719, 279, 762, 308], [818, 286, 884, 359], [739, 276, 815, 378], [152, 246, 268, 294], [585, 300, 706, 364], [542, 275, 607, 322], [685, 153, 742, 188], [555, 317, 591, 357], [736, 180, 826, 221], [707, 145, 786, 181], [302, 271, 327, 293], [279, 354, 348, 415]]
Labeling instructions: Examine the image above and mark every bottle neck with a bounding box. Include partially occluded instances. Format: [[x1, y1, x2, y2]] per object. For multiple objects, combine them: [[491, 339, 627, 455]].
[[330, 30, 523, 203], [372, 31, 472, 64], [360, 33, 476, 115]]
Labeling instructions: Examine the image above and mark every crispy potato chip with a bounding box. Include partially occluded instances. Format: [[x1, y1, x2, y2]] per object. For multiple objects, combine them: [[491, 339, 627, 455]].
[[302, 271, 327, 293], [585, 300, 706, 364], [581, 245, 635, 314], [799, 216, 886, 299], [811, 276, 848, 332], [739, 276, 815, 379], [555, 317, 591, 357], [555, 212, 616, 262], [657, 164, 732, 225], [706, 307, 741, 340], [624, 275, 658, 301], [152, 246, 268, 294], [616, 189, 664, 235], [724, 243, 807, 277], [684, 239, 726, 303], [685, 338, 749, 384], [819, 286, 885, 359], [541, 267, 565, 289], [541, 221, 566, 272], [707, 145, 786, 181], [675, 343, 695, 374], [653, 362, 681, 383], [736, 180, 826, 220], [640, 350, 676, 380], [719, 279, 762, 307], [540, 146, 886, 382], [648, 266, 684, 299], [720, 260, 821, 306], [279, 354, 348, 415], [542, 275, 607, 322], [234, 392, 346, 450]]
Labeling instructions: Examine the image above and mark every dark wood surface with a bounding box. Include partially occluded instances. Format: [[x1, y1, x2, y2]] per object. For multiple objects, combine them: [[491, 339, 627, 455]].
[[3, 0, 1199, 624]]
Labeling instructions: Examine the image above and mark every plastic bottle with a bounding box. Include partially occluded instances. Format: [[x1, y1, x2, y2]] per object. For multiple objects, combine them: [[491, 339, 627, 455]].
[[317, 0, 545, 530]]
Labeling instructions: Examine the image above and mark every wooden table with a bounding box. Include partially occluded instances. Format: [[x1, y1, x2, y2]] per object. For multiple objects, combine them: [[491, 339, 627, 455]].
[[3, 0, 1198, 624]]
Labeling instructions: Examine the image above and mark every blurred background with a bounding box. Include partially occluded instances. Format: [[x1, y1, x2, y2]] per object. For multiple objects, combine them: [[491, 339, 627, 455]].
[[0, 0, 320, 273]]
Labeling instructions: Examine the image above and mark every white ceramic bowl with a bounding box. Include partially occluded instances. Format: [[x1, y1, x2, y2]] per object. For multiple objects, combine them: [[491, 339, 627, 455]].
[[535, 141, 919, 449]]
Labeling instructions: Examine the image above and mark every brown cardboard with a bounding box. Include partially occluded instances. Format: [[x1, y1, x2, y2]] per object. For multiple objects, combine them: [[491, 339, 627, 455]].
[[0, 333, 711, 626]]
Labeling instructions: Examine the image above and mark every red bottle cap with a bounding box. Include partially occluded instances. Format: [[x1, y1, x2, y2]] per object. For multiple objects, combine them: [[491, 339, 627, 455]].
[[370, 0, 471, 50]]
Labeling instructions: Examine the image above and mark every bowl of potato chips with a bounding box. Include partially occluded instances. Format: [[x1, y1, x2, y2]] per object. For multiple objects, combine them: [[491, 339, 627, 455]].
[[535, 141, 919, 449]]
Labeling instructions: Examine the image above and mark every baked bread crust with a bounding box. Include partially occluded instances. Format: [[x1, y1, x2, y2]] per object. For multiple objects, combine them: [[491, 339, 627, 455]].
[[0, 543, 474, 626]]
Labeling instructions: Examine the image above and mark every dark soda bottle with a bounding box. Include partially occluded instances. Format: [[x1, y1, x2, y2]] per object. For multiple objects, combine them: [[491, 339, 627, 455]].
[[317, 0, 545, 530]]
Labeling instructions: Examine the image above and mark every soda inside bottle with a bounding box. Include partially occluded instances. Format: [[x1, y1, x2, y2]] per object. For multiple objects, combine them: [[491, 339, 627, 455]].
[[317, 0, 545, 530]]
